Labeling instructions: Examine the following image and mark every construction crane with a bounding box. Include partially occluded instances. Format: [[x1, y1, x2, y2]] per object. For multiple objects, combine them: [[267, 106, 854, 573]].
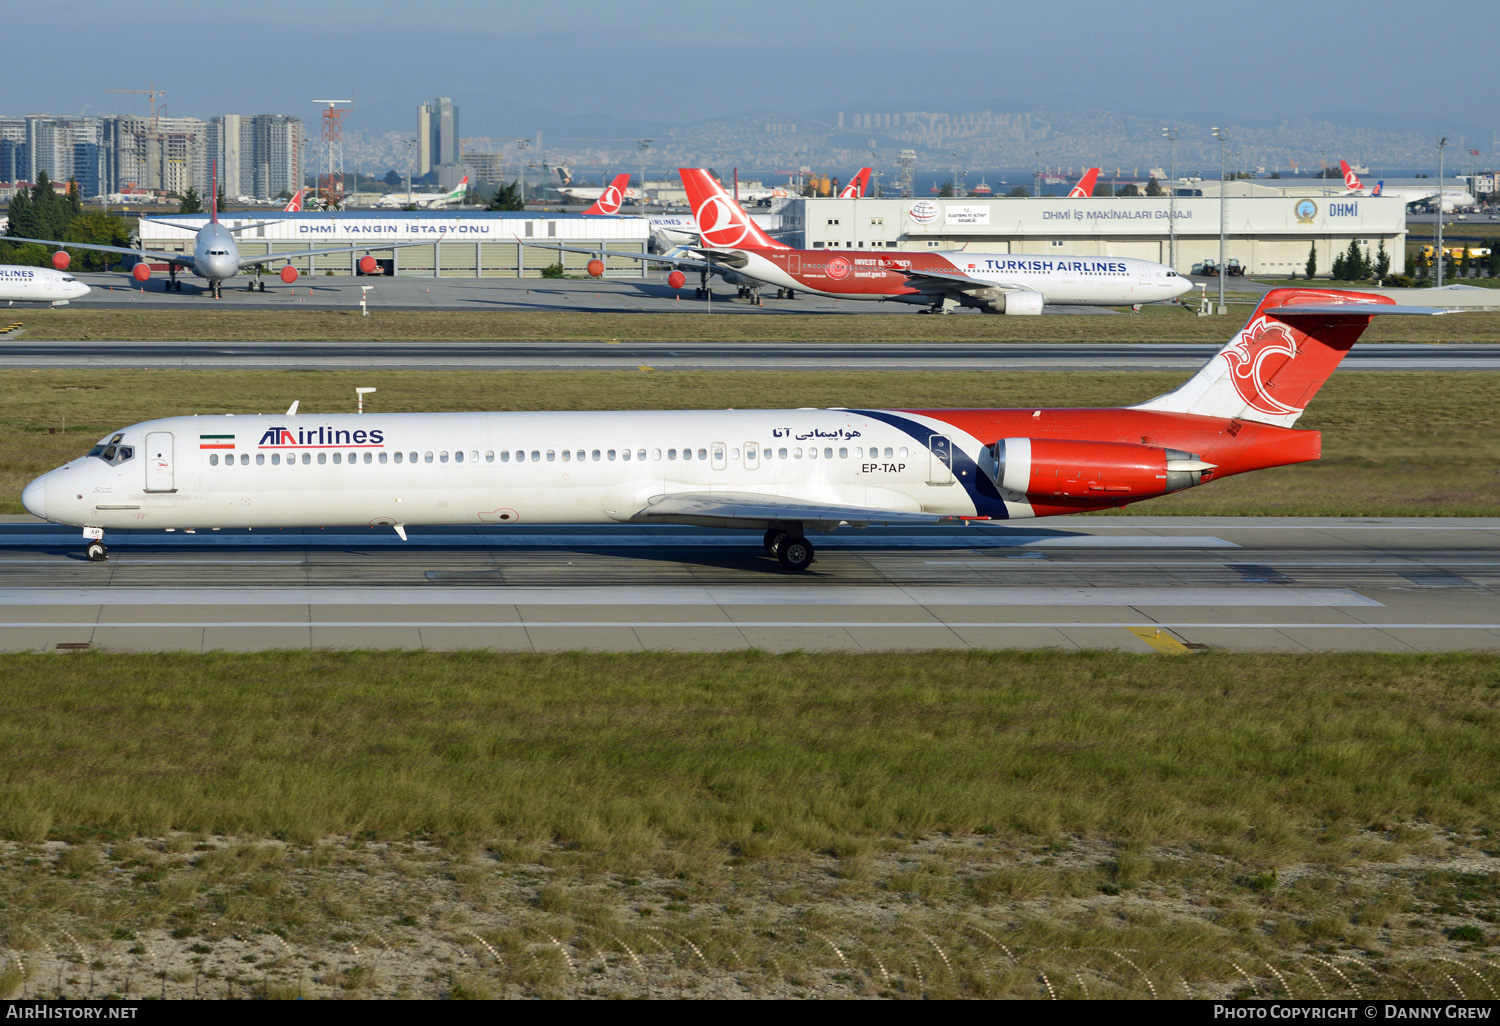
[[107, 83, 165, 129]]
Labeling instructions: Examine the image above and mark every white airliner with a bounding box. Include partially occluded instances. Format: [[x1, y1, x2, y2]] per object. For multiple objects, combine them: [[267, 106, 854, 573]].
[[1340, 160, 1474, 211], [7, 167, 428, 297], [22, 287, 1434, 569], [539, 168, 1193, 311], [374, 176, 469, 209], [0, 265, 89, 305]]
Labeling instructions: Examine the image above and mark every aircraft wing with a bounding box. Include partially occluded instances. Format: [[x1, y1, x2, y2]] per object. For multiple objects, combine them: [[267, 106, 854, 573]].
[[516, 239, 719, 273], [625, 490, 963, 530], [234, 240, 431, 270], [3, 235, 193, 267], [898, 267, 1019, 294]]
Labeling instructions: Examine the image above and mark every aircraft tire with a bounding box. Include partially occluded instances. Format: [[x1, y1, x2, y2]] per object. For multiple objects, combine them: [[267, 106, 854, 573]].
[[763, 529, 787, 555], [776, 536, 814, 571], [85, 541, 107, 562]]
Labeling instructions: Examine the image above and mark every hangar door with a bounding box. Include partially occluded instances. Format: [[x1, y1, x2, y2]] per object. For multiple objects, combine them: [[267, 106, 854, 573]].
[[1101, 241, 1162, 262]]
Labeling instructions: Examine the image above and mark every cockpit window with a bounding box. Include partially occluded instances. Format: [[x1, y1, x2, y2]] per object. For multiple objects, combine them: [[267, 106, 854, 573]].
[[87, 433, 134, 466]]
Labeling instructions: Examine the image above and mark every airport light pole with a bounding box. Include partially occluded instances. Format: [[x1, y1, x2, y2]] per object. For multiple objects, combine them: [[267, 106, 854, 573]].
[[1436, 136, 1448, 287], [1213, 125, 1229, 314], [515, 139, 530, 205], [404, 140, 415, 205], [637, 139, 651, 217], [1162, 126, 1178, 271]]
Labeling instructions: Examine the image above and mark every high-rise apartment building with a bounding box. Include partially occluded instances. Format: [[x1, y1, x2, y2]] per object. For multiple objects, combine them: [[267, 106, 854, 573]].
[[418, 96, 459, 176], [211, 114, 303, 200]]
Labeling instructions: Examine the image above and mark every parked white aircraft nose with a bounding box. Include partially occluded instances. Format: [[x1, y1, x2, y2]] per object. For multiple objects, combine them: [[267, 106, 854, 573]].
[[69, 280, 91, 299], [21, 476, 45, 518]]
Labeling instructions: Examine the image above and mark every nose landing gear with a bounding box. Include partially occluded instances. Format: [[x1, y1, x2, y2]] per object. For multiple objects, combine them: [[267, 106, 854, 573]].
[[83, 528, 107, 562]]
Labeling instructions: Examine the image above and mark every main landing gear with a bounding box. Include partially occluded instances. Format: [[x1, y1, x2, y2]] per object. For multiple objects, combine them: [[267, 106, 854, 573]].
[[763, 526, 814, 571]]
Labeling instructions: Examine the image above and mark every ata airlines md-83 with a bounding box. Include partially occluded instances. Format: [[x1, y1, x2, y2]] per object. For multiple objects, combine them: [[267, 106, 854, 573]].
[[546, 168, 1192, 311], [6, 168, 428, 298], [25, 289, 1440, 569]]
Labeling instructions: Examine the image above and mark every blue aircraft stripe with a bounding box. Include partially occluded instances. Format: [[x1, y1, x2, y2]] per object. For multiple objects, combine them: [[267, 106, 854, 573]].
[[847, 409, 1011, 520]]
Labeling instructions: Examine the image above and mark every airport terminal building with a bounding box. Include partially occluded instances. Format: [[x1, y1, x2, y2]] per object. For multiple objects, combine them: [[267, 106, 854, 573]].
[[136, 211, 651, 278], [793, 195, 1410, 276]]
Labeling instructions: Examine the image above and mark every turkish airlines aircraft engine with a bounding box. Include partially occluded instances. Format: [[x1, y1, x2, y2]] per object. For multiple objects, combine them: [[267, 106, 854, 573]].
[[987, 438, 1215, 500], [981, 290, 1045, 315]]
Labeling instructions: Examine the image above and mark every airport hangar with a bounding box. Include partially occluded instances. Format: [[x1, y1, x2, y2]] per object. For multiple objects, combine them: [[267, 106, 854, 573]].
[[134, 211, 652, 279], [792, 193, 1409, 277]]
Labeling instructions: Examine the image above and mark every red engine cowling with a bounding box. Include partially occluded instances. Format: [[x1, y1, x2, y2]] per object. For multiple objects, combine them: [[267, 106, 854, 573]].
[[667, 270, 686, 290], [991, 438, 1214, 499], [586, 259, 605, 278], [358, 255, 377, 275], [131, 263, 151, 282], [52, 251, 70, 271], [280, 265, 299, 284]]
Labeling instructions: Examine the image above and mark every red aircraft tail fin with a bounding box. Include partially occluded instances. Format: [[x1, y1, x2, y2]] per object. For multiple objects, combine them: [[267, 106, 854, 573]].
[[1068, 167, 1100, 198], [678, 168, 788, 250], [581, 173, 632, 215], [1340, 160, 1363, 192], [839, 167, 872, 198], [1133, 288, 1446, 427]]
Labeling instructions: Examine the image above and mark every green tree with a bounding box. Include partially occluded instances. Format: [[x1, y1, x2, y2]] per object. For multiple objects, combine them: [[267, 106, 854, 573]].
[[178, 187, 203, 215], [29, 172, 72, 240], [1094, 182, 1115, 197], [1343, 239, 1366, 280], [1305, 242, 1317, 280], [1145, 176, 1164, 197], [216, 183, 227, 213], [63, 211, 132, 271], [485, 182, 524, 211], [65, 179, 83, 222], [1117, 182, 1140, 197], [1007, 186, 1030, 197], [1373, 240, 1390, 281], [1488, 246, 1500, 279], [1459, 249, 1472, 279], [1331, 252, 1347, 280], [4, 186, 37, 239]]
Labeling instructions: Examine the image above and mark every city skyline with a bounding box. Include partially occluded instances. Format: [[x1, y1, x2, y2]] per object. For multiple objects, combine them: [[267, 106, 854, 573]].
[[4, 0, 1492, 150]]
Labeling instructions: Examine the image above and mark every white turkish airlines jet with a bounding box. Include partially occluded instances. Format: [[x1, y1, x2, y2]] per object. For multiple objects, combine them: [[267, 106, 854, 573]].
[[0, 265, 89, 305], [1340, 160, 1474, 211], [23, 288, 1442, 569], [542, 168, 1193, 311]]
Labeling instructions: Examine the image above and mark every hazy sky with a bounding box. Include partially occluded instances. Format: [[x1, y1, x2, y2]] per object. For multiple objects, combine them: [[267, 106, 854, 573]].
[[7, 1, 1476, 135]]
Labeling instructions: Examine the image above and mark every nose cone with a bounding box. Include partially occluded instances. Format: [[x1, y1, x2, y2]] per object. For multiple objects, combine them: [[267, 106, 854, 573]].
[[1169, 275, 1194, 299], [21, 476, 46, 519], [71, 281, 91, 299]]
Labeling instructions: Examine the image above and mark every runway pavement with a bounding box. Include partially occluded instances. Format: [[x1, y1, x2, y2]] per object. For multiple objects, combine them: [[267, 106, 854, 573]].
[[2, 516, 1496, 654], [3, 340, 1496, 371]]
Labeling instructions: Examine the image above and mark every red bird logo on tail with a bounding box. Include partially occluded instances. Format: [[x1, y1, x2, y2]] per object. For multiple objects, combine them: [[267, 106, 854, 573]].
[[1219, 315, 1302, 416]]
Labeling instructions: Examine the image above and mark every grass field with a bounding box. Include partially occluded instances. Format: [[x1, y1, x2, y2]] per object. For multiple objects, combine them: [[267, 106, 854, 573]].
[[1, 650, 1498, 999], [4, 369, 1498, 516], [11, 303, 1500, 342]]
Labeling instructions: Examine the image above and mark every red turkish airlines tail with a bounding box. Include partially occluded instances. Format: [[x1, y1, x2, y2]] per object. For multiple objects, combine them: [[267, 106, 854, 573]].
[[581, 173, 632, 215], [283, 188, 306, 212], [678, 168, 789, 250], [1340, 160, 1364, 192], [839, 167, 872, 198], [1068, 168, 1100, 198]]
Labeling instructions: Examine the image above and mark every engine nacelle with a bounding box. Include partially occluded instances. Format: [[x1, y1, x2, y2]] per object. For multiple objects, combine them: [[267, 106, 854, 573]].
[[131, 263, 151, 282], [667, 270, 686, 290], [280, 264, 299, 284], [52, 251, 70, 271], [982, 289, 1044, 315], [586, 259, 605, 278], [358, 255, 378, 275], [988, 438, 1215, 499]]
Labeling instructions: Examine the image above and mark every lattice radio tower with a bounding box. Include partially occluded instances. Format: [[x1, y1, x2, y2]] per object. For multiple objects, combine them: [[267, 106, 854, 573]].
[[896, 149, 917, 198], [313, 99, 351, 209]]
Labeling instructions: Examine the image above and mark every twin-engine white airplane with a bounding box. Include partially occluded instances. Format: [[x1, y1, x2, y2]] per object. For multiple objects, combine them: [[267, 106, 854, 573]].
[[24, 289, 1441, 569], [541, 168, 1193, 311], [7, 171, 427, 297], [0, 264, 89, 305]]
